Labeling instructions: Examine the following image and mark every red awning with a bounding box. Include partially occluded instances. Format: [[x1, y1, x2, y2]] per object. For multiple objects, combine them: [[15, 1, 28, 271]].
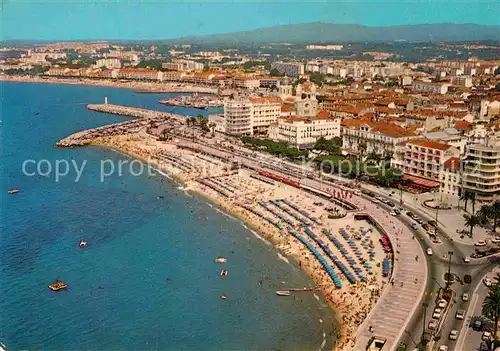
[[403, 174, 440, 188]]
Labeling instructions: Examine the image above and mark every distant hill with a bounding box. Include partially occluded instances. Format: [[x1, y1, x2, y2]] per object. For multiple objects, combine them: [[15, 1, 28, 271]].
[[165, 22, 500, 44]]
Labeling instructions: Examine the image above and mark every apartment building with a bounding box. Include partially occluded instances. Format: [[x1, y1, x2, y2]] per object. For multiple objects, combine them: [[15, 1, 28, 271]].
[[117, 68, 162, 81], [95, 58, 121, 69], [462, 140, 500, 203], [391, 139, 460, 191], [441, 157, 462, 200], [232, 76, 261, 90], [342, 118, 417, 157], [162, 60, 204, 71], [412, 81, 450, 94], [270, 62, 304, 76], [268, 112, 341, 148], [209, 97, 281, 136], [451, 75, 473, 88]]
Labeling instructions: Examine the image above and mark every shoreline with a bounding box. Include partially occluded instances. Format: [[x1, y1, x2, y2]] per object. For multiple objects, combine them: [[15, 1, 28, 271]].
[[83, 133, 388, 350], [0, 74, 218, 93]]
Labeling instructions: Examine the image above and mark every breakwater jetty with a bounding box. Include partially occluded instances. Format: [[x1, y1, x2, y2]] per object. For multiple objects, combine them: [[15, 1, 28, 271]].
[[56, 104, 185, 147]]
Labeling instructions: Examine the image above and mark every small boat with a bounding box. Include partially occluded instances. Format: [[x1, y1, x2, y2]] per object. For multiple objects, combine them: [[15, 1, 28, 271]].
[[276, 290, 292, 296], [79, 240, 88, 248], [215, 257, 227, 263], [7, 189, 20, 194], [48, 280, 67, 291], [220, 270, 228, 277], [157, 196, 165, 200], [220, 294, 227, 300]]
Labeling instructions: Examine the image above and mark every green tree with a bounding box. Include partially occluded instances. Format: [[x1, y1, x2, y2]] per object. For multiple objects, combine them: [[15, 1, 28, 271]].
[[482, 285, 500, 340], [464, 214, 481, 237], [460, 191, 475, 213]]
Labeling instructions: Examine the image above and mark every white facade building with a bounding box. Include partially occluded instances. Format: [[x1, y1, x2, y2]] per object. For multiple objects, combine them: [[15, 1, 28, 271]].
[[270, 62, 304, 76], [412, 81, 450, 95]]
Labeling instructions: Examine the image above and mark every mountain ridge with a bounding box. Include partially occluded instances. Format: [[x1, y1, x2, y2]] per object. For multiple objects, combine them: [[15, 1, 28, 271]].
[[163, 22, 500, 44]]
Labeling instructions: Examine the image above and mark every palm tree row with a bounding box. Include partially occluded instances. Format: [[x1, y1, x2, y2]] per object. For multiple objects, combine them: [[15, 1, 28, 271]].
[[477, 201, 500, 231], [482, 273, 500, 342], [186, 115, 214, 141], [460, 190, 477, 213]]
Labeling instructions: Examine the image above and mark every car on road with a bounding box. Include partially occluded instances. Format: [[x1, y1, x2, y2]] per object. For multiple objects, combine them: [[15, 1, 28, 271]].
[[475, 240, 487, 246], [484, 278, 493, 287], [427, 248, 433, 256], [411, 223, 419, 230], [449, 330, 458, 340], [438, 299, 448, 308], [438, 346, 448, 351], [464, 274, 472, 284], [482, 331, 492, 340], [455, 309, 465, 320], [463, 256, 471, 263], [462, 292, 469, 301]]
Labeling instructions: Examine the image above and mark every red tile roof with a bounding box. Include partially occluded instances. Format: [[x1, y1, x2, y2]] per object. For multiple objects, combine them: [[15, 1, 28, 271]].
[[405, 138, 451, 151], [443, 157, 461, 170]]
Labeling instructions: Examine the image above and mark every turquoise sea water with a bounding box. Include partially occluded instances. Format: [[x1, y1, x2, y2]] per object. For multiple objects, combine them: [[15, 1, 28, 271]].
[[0, 82, 337, 350]]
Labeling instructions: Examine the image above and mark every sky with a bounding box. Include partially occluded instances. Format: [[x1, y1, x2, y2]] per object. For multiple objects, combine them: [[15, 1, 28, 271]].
[[2, 0, 499, 41]]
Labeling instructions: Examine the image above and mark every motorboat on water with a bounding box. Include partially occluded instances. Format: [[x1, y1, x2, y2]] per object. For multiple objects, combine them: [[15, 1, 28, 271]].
[[215, 257, 227, 263], [276, 290, 292, 296], [0, 341, 7, 351], [7, 189, 20, 194], [79, 240, 88, 248], [220, 294, 227, 300], [48, 280, 67, 291], [220, 270, 228, 277]]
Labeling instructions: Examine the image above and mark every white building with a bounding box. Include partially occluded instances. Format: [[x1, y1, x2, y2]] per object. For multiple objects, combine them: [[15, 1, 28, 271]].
[[268, 112, 341, 148], [232, 76, 261, 90], [440, 157, 462, 201], [392, 138, 460, 192], [270, 62, 304, 76], [462, 140, 500, 203], [342, 118, 417, 157], [95, 58, 121, 69], [162, 60, 204, 71], [209, 97, 282, 136], [412, 81, 449, 95], [306, 45, 344, 51]]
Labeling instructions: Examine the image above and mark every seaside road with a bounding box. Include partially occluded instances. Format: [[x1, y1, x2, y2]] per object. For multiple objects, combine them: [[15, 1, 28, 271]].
[[301, 179, 427, 351]]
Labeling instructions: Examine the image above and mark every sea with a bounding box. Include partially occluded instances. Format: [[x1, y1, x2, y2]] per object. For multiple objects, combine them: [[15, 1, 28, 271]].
[[0, 81, 338, 350]]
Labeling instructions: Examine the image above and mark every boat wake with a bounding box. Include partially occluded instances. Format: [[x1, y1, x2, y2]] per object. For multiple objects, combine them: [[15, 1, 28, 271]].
[[313, 293, 320, 301], [319, 331, 327, 350]]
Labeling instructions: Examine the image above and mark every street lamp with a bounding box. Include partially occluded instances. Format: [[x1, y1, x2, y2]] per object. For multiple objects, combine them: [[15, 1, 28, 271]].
[[421, 302, 428, 345], [446, 251, 454, 289]]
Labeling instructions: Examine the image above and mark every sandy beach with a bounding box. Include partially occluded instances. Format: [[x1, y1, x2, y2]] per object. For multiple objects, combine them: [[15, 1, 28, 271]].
[[84, 131, 390, 350], [0, 74, 218, 93]]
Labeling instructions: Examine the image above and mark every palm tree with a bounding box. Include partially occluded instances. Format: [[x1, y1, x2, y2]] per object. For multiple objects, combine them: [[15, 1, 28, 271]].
[[464, 214, 481, 237], [188, 116, 197, 142], [460, 191, 475, 213], [208, 122, 216, 137], [493, 201, 500, 230], [471, 192, 477, 214], [482, 286, 500, 340], [398, 178, 412, 206], [478, 204, 496, 224]]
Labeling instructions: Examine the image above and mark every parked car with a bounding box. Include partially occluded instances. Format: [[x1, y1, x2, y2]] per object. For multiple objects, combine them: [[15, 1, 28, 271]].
[[432, 311, 441, 319], [438, 346, 449, 351], [482, 331, 492, 340], [463, 256, 471, 263], [491, 237, 500, 244], [427, 248, 433, 256], [428, 319, 438, 330], [449, 330, 458, 340], [473, 320, 483, 331], [428, 220, 437, 226], [464, 274, 472, 284], [438, 299, 448, 308], [484, 278, 493, 287], [406, 211, 414, 218], [462, 292, 470, 301], [475, 240, 487, 246], [411, 223, 419, 230], [456, 309, 465, 320]]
